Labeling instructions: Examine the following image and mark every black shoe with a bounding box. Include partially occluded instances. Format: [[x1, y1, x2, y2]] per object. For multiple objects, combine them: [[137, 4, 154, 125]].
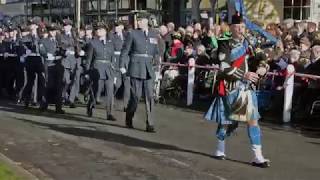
[[24, 102, 29, 109], [146, 125, 156, 133], [107, 114, 117, 121], [55, 109, 65, 114], [126, 123, 134, 129], [212, 155, 226, 160], [16, 99, 22, 105], [87, 105, 94, 117], [252, 161, 270, 168], [96, 101, 101, 105], [31, 102, 37, 107], [125, 119, 134, 129], [69, 103, 76, 108], [39, 106, 48, 112]]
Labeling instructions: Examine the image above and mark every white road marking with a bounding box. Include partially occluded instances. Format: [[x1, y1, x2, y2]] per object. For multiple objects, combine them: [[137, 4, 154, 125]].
[[169, 158, 190, 167]]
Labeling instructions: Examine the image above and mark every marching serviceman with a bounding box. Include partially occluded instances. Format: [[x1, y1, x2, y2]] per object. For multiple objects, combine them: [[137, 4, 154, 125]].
[[86, 22, 117, 121], [3, 26, 19, 99], [15, 25, 31, 104], [39, 24, 65, 114], [119, 15, 160, 132], [22, 18, 46, 108], [0, 31, 7, 97], [58, 19, 79, 108], [111, 21, 130, 111]]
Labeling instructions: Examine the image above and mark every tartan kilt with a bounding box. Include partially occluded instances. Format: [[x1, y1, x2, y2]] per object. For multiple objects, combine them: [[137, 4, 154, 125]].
[[205, 88, 261, 125]]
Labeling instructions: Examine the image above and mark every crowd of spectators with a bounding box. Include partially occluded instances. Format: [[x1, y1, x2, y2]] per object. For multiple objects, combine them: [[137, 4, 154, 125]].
[[157, 19, 320, 117]]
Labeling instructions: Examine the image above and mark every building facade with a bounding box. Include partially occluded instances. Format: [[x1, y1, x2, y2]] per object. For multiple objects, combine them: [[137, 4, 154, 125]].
[[1, 0, 320, 26]]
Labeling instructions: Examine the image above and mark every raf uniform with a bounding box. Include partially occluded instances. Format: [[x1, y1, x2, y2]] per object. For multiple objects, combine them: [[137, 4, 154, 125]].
[[78, 25, 92, 98], [15, 26, 30, 103], [3, 28, 19, 99], [39, 25, 65, 113], [22, 20, 46, 107], [86, 24, 116, 120], [111, 22, 130, 110], [58, 19, 80, 107], [0, 32, 7, 96], [119, 16, 160, 132]]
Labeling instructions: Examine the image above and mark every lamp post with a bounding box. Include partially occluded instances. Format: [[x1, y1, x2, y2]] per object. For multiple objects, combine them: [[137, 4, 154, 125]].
[[134, 0, 137, 28], [76, 0, 81, 31], [115, 0, 118, 21]]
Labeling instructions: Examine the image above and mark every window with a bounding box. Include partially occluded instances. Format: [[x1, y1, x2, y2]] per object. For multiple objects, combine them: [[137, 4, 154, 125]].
[[284, 0, 311, 20]]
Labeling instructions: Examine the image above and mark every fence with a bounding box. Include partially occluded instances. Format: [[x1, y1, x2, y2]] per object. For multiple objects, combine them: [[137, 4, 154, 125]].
[[159, 62, 320, 123]]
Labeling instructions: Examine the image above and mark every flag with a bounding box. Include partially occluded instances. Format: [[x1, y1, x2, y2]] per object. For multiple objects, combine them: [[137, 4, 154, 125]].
[[230, 0, 278, 45]]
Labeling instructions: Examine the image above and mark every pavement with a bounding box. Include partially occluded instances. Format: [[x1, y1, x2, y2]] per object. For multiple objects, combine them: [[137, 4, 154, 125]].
[[0, 100, 319, 180]]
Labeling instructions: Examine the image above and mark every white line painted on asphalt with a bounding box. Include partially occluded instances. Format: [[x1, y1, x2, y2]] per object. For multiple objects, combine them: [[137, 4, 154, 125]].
[[137, 147, 153, 153], [207, 173, 228, 180], [169, 158, 190, 167]]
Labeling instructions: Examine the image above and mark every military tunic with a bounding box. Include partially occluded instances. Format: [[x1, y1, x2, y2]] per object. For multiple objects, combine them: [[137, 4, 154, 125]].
[[111, 31, 130, 109], [39, 37, 65, 110], [21, 34, 46, 107], [86, 36, 116, 116], [58, 32, 81, 104], [119, 29, 160, 127]]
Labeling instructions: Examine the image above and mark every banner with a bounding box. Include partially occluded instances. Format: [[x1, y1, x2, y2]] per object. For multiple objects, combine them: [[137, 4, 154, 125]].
[[229, 0, 278, 45]]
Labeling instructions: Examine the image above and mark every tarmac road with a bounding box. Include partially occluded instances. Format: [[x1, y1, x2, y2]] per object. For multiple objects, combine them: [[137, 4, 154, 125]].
[[0, 101, 319, 180]]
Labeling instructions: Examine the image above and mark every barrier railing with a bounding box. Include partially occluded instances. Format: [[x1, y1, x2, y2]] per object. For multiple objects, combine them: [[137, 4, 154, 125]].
[[159, 62, 320, 123]]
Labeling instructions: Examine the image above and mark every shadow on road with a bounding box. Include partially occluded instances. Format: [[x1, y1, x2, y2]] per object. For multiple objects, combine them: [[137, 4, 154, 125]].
[[307, 141, 320, 146], [12, 116, 252, 167]]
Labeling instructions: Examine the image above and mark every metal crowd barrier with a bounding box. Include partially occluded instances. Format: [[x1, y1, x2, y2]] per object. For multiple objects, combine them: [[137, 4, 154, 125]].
[[159, 62, 320, 123]]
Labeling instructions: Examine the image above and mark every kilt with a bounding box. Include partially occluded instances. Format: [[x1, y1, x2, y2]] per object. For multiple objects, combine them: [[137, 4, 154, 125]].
[[205, 83, 261, 125]]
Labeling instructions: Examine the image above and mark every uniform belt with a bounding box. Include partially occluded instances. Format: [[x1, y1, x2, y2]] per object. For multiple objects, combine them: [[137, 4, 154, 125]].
[[114, 51, 121, 55], [6, 53, 17, 57], [132, 54, 153, 58], [28, 53, 41, 56], [46, 56, 62, 61], [66, 50, 75, 55], [96, 60, 112, 63]]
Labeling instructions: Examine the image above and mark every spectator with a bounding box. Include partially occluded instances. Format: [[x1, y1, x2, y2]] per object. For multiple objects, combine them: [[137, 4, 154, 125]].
[[298, 37, 311, 71], [186, 25, 194, 35], [192, 30, 202, 48], [179, 41, 195, 75], [307, 22, 317, 42], [196, 44, 211, 66], [166, 32, 184, 63], [165, 22, 175, 53], [159, 25, 168, 62]]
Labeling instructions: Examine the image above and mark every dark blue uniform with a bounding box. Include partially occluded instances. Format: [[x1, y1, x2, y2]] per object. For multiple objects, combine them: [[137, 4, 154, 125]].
[[111, 31, 130, 110], [3, 38, 19, 98], [22, 34, 46, 107], [39, 36, 65, 112], [120, 28, 160, 130], [86, 35, 116, 119]]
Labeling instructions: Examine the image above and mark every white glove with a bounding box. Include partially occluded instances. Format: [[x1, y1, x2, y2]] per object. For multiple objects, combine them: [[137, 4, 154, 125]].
[[79, 50, 85, 56], [4, 52, 9, 58], [66, 50, 75, 55], [114, 77, 117, 85], [20, 56, 26, 63], [120, 68, 127, 74], [47, 53, 54, 61], [25, 50, 32, 55]]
